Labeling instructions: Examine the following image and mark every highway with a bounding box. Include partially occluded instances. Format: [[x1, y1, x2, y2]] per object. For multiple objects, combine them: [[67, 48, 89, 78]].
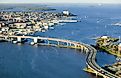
[[85, 44, 119, 78]]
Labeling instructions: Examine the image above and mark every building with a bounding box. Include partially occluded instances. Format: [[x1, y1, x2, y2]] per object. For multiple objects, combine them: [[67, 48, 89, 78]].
[[100, 36, 109, 46], [1, 27, 9, 32], [63, 10, 70, 16]]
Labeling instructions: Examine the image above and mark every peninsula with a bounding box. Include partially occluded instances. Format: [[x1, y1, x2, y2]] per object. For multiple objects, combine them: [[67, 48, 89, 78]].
[[96, 36, 121, 57]]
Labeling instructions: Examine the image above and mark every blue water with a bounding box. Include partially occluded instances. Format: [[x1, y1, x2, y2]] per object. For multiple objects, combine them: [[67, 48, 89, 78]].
[[0, 3, 121, 78]]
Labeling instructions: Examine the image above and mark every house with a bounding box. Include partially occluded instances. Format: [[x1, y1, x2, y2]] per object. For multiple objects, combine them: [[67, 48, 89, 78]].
[[14, 22, 26, 28], [1, 27, 9, 32]]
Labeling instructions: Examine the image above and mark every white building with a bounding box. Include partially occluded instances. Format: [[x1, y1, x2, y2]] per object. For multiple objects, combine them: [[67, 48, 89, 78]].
[[14, 23, 26, 28], [1, 27, 9, 31], [101, 36, 108, 39], [118, 43, 121, 53]]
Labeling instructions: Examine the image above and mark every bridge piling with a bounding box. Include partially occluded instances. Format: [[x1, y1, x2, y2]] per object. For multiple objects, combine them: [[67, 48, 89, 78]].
[[33, 37, 38, 43], [17, 37, 22, 42]]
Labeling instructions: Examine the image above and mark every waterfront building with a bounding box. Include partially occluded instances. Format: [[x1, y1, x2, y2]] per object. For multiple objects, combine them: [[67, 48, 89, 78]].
[[63, 10, 70, 16], [100, 36, 109, 46]]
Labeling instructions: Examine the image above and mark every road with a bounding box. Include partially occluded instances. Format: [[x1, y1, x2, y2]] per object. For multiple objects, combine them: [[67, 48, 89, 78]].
[[85, 44, 119, 78]]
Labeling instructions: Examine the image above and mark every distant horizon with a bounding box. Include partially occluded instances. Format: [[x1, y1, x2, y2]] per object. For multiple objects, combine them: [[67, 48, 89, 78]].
[[0, 2, 121, 4], [0, 0, 121, 4]]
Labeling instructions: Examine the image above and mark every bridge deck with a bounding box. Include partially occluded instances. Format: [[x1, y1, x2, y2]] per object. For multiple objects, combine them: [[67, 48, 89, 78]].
[[0, 35, 119, 78]]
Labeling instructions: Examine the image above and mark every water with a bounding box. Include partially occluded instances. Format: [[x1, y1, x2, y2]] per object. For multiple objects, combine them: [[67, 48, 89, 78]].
[[0, 3, 121, 78]]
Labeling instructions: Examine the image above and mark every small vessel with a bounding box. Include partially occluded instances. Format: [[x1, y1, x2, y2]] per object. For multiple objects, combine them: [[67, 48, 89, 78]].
[[30, 42, 35, 45]]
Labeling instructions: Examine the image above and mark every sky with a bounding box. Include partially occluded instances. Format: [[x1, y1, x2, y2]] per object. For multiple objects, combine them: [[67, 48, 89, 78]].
[[0, 0, 121, 4]]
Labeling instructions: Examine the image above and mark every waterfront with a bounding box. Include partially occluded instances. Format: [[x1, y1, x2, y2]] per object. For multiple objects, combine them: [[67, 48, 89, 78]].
[[0, 4, 121, 78]]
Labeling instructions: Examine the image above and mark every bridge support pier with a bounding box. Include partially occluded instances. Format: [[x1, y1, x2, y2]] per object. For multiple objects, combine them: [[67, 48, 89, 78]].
[[17, 37, 21, 42], [46, 40, 49, 44], [33, 37, 38, 43], [57, 41, 59, 45], [81, 46, 84, 52], [74, 44, 78, 48], [66, 42, 69, 46], [94, 71, 98, 77], [85, 48, 89, 54], [5, 36, 8, 40], [47, 40, 50, 44]]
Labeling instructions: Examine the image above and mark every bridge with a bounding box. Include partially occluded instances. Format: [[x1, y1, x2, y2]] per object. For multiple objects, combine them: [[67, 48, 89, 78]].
[[0, 35, 119, 78]]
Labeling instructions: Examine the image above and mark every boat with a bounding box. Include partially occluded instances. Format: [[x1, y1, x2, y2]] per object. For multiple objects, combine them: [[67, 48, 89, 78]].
[[12, 41, 18, 44], [30, 42, 35, 45]]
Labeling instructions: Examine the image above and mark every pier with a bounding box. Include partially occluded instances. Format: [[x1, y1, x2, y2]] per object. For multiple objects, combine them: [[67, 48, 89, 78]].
[[0, 35, 119, 78]]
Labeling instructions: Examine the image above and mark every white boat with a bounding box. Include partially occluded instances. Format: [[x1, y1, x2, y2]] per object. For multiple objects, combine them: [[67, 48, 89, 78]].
[[13, 41, 18, 44]]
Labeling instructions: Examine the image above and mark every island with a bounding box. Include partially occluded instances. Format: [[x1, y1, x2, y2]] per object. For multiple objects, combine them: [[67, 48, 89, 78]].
[[96, 36, 121, 57]]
